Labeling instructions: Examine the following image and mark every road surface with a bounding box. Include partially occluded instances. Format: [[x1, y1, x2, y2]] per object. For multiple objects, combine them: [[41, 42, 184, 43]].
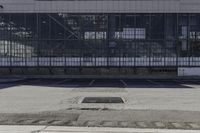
[[0, 126, 199, 133], [0, 78, 200, 130]]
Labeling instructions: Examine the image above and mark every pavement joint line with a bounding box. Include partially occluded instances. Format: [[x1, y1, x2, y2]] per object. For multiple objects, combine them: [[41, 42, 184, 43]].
[[171, 122, 184, 129], [187, 123, 200, 129], [172, 80, 197, 88], [54, 79, 71, 85], [173, 80, 185, 84], [7, 126, 199, 133], [118, 121, 129, 127], [120, 80, 127, 87], [83, 121, 96, 127], [26, 79, 43, 84], [153, 121, 166, 128], [146, 80, 160, 85], [89, 80, 95, 86], [32, 125, 48, 133], [100, 121, 114, 127]]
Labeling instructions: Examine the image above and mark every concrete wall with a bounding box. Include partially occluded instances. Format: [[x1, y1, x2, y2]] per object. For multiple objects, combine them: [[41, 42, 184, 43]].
[[0, 0, 200, 13]]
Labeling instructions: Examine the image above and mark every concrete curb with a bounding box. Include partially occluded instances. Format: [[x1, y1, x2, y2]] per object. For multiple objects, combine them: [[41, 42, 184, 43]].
[[0, 126, 199, 133]]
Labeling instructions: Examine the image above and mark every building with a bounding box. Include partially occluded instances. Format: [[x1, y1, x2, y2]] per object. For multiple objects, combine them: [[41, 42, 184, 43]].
[[0, 0, 200, 76]]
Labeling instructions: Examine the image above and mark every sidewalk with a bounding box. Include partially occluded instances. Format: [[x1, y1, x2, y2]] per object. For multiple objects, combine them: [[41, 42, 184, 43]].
[[0, 126, 199, 133]]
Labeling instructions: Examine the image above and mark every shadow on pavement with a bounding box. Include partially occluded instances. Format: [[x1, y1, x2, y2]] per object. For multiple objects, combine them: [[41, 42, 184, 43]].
[[20, 78, 195, 89]]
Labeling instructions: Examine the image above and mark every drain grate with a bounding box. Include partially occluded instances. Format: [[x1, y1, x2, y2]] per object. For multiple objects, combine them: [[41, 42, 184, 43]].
[[82, 97, 124, 103]]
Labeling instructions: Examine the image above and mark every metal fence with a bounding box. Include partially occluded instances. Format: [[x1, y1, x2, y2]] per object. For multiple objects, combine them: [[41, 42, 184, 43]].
[[0, 13, 200, 68]]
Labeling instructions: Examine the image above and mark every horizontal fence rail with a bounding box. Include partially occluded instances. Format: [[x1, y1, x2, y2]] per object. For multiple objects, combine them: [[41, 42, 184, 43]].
[[0, 57, 199, 67], [1, 13, 200, 68]]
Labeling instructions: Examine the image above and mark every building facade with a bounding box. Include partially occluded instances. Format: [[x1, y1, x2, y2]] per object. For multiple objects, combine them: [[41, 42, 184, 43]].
[[0, 0, 200, 75]]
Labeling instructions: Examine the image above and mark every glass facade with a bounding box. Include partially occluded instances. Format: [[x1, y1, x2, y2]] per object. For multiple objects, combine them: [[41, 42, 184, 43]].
[[0, 13, 200, 67]]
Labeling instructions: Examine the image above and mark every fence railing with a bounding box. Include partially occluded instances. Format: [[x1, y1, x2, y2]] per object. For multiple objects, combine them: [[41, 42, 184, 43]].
[[0, 57, 200, 67]]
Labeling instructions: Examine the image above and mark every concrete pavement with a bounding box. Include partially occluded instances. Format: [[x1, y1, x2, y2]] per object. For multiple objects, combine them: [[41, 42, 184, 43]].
[[1, 81, 200, 113], [1, 79, 200, 129], [0, 126, 199, 133]]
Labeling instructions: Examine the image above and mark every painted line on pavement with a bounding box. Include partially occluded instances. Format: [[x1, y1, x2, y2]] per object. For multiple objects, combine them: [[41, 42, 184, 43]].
[[120, 80, 128, 87], [54, 79, 71, 85], [89, 80, 95, 86], [147, 80, 160, 85]]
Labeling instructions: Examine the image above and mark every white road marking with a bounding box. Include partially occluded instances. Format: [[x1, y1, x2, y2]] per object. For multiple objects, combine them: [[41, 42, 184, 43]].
[[136, 122, 148, 128], [171, 122, 184, 128], [120, 80, 127, 87], [154, 122, 165, 128], [188, 123, 200, 128], [89, 80, 95, 86], [172, 80, 197, 88], [54, 79, 70, 85], [173, 80, 184, 84], [118, 121, 129, 127], [101, 121, 114, 126]]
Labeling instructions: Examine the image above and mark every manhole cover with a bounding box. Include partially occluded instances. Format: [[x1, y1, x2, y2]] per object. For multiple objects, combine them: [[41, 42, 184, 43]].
[[82, 97, 124, 103]]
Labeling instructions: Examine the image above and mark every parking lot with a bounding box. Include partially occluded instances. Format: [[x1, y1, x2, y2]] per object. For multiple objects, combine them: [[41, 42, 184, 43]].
[[1, 77, 200, 129], [1, 78, 200, 89]]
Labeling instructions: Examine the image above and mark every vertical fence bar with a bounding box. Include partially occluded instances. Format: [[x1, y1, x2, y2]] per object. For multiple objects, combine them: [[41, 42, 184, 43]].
[[176, 13, 179, 67], [36, 13, 39, 69]]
